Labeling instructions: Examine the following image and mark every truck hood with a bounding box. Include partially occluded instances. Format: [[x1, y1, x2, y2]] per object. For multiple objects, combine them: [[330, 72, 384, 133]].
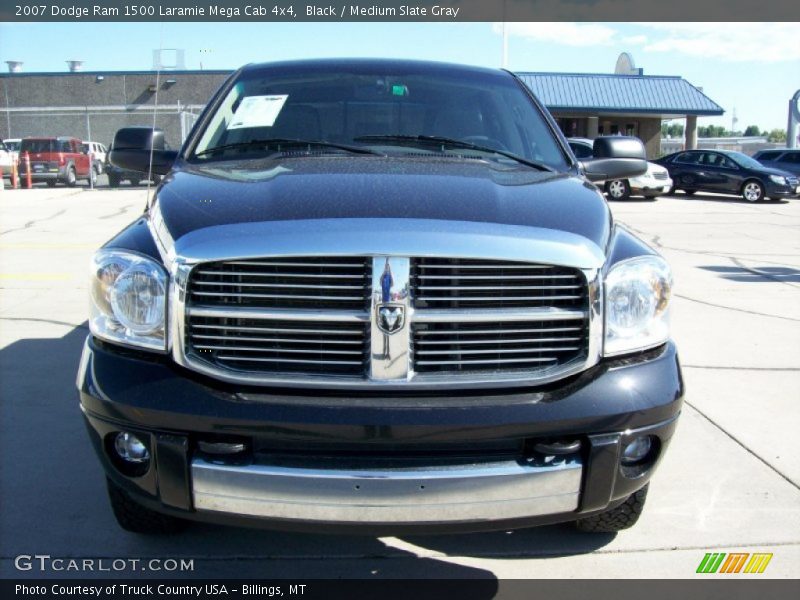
[[152, 156, 612, 265]]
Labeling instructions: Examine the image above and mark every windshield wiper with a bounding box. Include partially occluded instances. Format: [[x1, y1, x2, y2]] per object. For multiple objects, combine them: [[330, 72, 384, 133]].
[[353, 135, 554, 172], [194, 138, 384, 158]]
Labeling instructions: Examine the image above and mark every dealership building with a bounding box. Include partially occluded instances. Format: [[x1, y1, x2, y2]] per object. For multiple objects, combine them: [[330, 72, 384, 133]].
[[1, 55, 723, 158]]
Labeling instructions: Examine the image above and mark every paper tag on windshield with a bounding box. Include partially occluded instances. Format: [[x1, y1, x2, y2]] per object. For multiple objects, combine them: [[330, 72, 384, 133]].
[[228, 95, 288, 129]]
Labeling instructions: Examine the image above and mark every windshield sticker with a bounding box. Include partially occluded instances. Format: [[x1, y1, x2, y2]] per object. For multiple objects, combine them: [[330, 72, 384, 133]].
[[228, 95, 288, 129]]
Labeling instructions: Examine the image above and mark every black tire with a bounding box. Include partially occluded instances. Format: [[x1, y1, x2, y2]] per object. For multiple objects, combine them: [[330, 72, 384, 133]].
[[106, 478, 187, 534], [94, 163, 102, 175], [605, 179, 631, 201], [88, 168, 97, 186], [683, 189, 696, 196], [575, 484, 649, 533], [643, 193, 660, 200], [46, 180, 57, 188], [741, 180, 765, 203], [64, 167, 77, 187], [108, 174, 121, 188]]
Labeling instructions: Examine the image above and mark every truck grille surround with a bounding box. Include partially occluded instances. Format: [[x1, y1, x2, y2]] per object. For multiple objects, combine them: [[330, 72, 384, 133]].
[[181, 256, 595, 388]]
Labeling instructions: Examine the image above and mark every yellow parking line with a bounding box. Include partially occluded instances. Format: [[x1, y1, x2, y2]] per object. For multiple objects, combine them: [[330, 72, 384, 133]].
[[0, 273, 74, 281]]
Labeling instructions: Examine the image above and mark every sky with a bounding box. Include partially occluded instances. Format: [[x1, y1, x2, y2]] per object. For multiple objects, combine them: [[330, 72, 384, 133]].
[[1, 21, 798, 132]]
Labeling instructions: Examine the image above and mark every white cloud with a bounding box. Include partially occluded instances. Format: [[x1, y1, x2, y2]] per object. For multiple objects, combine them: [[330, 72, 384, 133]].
[[492, 22, 618, 48], [494, 22, 800, 63], [637, 23, 800, 63], [620, 35, 648, 46]]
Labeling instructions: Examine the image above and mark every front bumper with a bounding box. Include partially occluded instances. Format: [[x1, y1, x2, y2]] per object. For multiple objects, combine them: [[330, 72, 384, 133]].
[[78, 336, 683, 533], [766, 180, 800, 197]]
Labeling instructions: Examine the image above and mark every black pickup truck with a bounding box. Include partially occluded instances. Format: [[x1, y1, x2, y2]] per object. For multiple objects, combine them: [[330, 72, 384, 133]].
[[79, 59, 682, 535]]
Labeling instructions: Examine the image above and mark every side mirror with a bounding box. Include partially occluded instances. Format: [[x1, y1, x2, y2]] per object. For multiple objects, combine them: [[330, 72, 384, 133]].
[[580, 136, 648, 182], [109, 126, 178, 175]]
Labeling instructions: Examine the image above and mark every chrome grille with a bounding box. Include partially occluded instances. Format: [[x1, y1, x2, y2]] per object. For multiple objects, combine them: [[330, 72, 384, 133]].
[[653, 171, 669, 180], [178, 254, 596, 388], [411, 258, 586, 309], [187, 314, 369, 376], [189, 257, 371, 310], [412, 317, 588, 373]]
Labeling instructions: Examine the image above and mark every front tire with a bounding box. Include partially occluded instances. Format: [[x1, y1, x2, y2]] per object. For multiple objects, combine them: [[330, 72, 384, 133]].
[[742, 180, 765, 203], [46, 180, 57, 188], [606, 179, 631, 201], [108, 174, 120, 188], [106, 478, 186, 534], [683, 189, 696, 196], [575, 484, 649, 533]]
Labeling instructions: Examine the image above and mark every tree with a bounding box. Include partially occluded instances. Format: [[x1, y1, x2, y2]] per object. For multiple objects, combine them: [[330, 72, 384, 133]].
[[743, 125, 761, 137], [767, 129, 787, 143], [661, 122, 684, 138]]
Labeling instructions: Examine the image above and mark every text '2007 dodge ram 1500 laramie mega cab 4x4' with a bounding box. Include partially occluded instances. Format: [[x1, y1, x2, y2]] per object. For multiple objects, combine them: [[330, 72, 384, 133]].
[[78, 59, 683, 535]]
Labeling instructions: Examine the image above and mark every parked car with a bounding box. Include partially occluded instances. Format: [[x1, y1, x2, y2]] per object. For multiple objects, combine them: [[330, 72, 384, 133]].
[[752, 148, 800, 177], [82, 141, 108, 174], [0, 139, 13, 176], [568, 137, 673, 200], [17, 136, 96, 187], [654, 149, 799, 202], [81, 59, 681, 536], [105, 133, 164, 187]]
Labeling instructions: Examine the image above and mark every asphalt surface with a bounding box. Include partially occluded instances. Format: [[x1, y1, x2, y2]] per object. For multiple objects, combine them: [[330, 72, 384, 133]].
[[1, 180, 798, 580]]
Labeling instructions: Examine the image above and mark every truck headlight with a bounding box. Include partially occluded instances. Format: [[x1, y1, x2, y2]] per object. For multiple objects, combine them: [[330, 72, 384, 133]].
[[604, 256, 672, 356], [768, 175, 787, 185], [89, 249, 168, 352]]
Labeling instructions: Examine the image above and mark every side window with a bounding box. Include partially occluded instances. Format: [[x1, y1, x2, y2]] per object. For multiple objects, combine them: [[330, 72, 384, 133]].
[[719, 156, 738, 169], [674, 152, 699, 164], [784, 152, 800, 164], [758, 151, 779, 160], [569, 142, 593, 159]]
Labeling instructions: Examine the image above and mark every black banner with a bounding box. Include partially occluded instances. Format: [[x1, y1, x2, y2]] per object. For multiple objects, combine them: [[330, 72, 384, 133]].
[[1, 0, 799, 22], [4, 580, 800, 600]]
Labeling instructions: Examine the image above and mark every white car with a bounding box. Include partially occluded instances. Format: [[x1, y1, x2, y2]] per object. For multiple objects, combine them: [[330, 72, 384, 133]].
[[0, 139, 15, 178], [81, 141, 108, 174], [568, 137, 673, 200], [606, 161, 673, 201]]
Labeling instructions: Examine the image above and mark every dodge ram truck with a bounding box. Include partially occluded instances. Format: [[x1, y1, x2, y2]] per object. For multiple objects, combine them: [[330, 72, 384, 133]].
[[78, 59, 683, 535]]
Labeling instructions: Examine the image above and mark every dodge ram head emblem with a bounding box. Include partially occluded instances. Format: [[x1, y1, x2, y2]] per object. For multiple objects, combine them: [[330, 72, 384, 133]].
[[377, 305, 405, 335]]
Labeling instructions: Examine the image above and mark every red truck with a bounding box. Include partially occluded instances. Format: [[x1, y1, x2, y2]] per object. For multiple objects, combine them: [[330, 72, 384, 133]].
[[18, 137, 96, 187]]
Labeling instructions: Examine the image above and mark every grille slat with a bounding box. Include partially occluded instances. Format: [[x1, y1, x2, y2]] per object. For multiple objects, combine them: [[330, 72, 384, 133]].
[[411, 317, 589, 374], [192, 291, 367, 301], [189, 257, 371, 311], [411, 258, 587, 310], [417, 337, 582, 345], [186, 256, 372, 377]]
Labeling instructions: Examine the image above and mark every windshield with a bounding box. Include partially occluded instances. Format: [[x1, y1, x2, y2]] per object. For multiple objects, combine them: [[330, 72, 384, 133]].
[[5, 141, 20, 151], [728, 151, 763, 169], [190, 67, 569, 170]]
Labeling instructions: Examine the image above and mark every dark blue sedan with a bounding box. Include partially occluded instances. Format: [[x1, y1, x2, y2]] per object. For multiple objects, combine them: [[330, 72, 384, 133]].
[[654, 149, 799, 202]]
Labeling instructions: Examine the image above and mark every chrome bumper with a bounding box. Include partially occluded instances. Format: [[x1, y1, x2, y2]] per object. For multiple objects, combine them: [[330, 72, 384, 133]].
[[191, 456, 582, 524]]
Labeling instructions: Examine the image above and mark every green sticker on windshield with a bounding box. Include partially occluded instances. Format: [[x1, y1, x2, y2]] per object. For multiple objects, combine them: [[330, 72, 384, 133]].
[[392, 85, 408, 97]]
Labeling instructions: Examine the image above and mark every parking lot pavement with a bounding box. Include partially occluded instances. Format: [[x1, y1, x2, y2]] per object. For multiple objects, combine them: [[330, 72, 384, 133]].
[[1, 187, 798, 579]]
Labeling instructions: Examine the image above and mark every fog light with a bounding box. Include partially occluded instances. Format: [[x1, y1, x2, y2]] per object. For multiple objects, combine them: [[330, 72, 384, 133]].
[[114, 432, 150, 463], [621, 435, 653, 465]]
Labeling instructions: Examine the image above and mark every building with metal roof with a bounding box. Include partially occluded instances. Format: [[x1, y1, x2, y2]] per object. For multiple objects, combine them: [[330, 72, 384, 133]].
[[517, 58, 724, 158]]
